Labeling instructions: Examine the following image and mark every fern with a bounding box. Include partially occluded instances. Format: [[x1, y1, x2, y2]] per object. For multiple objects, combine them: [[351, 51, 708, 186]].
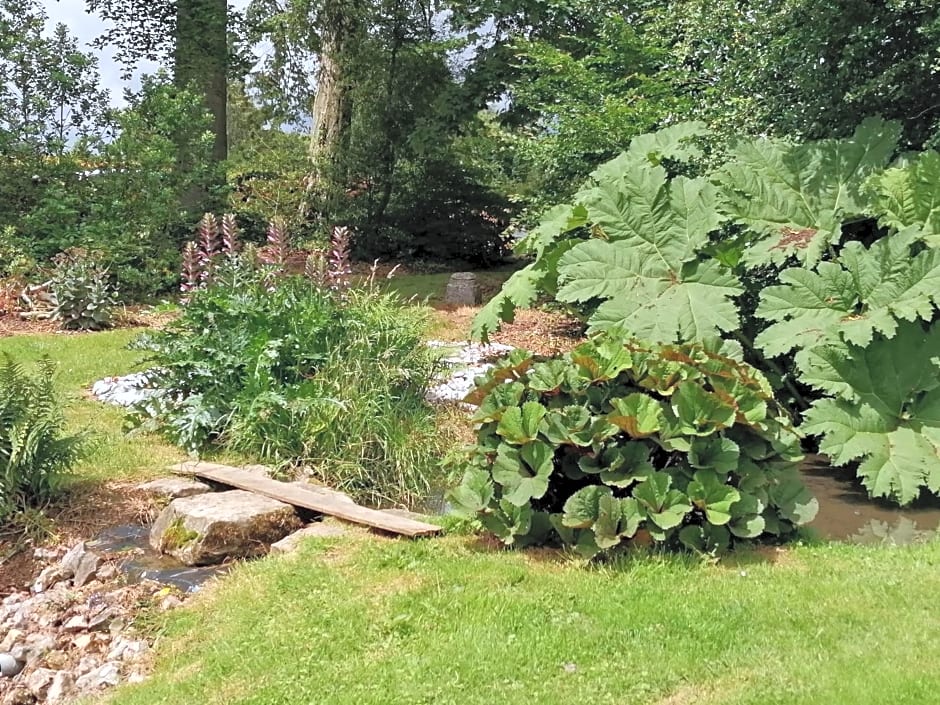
[[0, 355, 84, 522]]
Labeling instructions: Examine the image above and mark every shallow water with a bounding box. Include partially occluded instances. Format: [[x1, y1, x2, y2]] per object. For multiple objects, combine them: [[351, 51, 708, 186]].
[[87, 525, 230, 593], [419, 458, 940, 546], [801, 456, 940, 545]]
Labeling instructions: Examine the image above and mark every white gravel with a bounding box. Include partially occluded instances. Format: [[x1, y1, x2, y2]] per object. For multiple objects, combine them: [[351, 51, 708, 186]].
[[90, 372, 158, 407], [425, 340, 514, 403], [91, 341, 515, 409]]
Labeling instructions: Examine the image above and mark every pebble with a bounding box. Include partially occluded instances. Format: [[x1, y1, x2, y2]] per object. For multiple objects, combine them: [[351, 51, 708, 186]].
[[0, 654, 23, 678], [0, 540, 173, 703], [90, 341, 517, 409]]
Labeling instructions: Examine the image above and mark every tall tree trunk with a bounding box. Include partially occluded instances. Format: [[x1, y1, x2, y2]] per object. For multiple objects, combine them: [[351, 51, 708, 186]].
[[174, 0, 228, 163], [308, 0, 358, 216]]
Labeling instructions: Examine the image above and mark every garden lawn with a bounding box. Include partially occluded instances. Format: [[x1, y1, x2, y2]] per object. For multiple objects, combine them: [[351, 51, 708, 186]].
[[0, 329, 185, 483], [109, 534, 940, 705]]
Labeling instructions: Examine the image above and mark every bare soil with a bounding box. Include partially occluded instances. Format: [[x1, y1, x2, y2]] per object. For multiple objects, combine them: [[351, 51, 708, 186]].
[[431, 305, 585, 355], [0, 483, 151, 596]]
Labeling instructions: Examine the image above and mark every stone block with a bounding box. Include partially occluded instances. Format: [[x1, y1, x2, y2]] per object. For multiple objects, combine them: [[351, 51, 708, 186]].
[[150, 490, 302, 566], [444, 272, 481, 306]]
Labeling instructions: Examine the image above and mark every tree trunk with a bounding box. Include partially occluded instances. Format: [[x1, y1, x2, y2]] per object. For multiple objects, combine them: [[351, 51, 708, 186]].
[[174, 0, 228, 163], [308, 0, 358, 214]]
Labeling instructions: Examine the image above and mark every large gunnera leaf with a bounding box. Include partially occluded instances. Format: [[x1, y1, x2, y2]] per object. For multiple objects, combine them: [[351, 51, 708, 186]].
[[870, 150, 940, 247], [800, 322, 940, 506], [755, 227, 940, 357], [472, 123, 711, 341], [718, 117, 900, 266], [557, 240, 742, 341]]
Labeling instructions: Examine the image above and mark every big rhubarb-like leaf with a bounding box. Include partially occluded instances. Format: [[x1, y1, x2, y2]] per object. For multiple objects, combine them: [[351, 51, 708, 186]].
[[471, 123, 716, 342], [557, 239, 742, 341], [870, 150, 940, 247], [718, 117, 900, 265], [755, 227, 940, 357], [800, 322, 940, 505], [471, 263, 545, 342], [491, 440, 555, 506]]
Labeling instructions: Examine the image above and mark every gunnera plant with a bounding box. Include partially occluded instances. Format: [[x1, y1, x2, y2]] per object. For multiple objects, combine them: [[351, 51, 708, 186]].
[[448, 330, 818, 557]]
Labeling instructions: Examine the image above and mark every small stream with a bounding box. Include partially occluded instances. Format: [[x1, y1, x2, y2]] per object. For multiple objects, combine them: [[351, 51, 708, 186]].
[[801, 456, 940, 545], [88, 456, 939, 590], [87, 525, 230, 593]]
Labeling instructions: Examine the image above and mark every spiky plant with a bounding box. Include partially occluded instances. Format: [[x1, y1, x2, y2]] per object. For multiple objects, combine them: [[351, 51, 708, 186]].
[[221, 213, 240, 255], [180, 241, 200, 300], [304, 249, 328, 288], [261, 217, 289, 272], [197, 213, 221, 283], [328, 226, 352, 292]]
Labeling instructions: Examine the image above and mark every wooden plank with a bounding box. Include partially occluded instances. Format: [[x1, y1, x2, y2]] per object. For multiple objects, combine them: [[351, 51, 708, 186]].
[[170, 461, 441, 537]]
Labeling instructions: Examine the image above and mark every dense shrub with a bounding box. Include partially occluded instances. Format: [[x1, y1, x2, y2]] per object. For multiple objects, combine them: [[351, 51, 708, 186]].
[[131, 257, 446, 505], [0, 355, 84, 523], [449, 332, 818, 557]]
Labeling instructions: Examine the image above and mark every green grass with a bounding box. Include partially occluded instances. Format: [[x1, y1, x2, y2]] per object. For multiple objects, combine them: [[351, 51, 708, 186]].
[[0, 329, 185, 483], [109, 535, 940, 705], [384, 268, 516, 306]]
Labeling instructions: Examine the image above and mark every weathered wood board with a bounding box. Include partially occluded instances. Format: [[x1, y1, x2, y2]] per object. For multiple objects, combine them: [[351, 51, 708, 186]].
[[170, 461, 441, 538]]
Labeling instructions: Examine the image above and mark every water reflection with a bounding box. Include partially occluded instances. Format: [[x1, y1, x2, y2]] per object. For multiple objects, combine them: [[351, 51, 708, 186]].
[[801, 456, 940, 545]]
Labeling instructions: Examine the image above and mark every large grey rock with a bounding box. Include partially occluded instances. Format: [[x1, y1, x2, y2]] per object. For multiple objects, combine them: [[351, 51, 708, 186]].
[[137, 477, 212, 500], [58, 543, 87, 579], [269, 522, 349, 555], [74, 661, 120, 690], [72, 552, 101, 588], [25, 668, 55, 699], [150, 490, 302, 566], [444, 272, 481, 305]]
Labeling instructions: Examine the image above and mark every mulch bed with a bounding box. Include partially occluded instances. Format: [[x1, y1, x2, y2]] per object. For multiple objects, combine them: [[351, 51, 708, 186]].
[[431, 306, 586, 356]]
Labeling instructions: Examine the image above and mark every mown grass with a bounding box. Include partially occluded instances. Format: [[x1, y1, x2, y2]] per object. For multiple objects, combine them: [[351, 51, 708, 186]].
[[384, 268, 515, 306], [108, 534, 940, 705], [0, 329, 185, 483], [5, 297, 940, 704]]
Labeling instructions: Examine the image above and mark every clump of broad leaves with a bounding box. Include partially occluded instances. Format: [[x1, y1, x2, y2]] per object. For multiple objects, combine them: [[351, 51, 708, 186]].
[[449, 331, 818, 557], [474, 119, 940, 507]]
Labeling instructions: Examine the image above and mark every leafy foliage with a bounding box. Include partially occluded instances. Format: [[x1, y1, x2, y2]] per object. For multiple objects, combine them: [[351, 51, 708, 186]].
[[754, 228, 940, 357], [50, 248, 119, 330], [0, 355, 84, 524], [476, 119, 940, 507], [717, 118, 900, 266], [800, 323, 940, 506], [449, 332, 817, 557], [648, 0, 940, 151], [131, 257, 446, 505], [869, 150, 940, 247], [472, 123, 713, 341]]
